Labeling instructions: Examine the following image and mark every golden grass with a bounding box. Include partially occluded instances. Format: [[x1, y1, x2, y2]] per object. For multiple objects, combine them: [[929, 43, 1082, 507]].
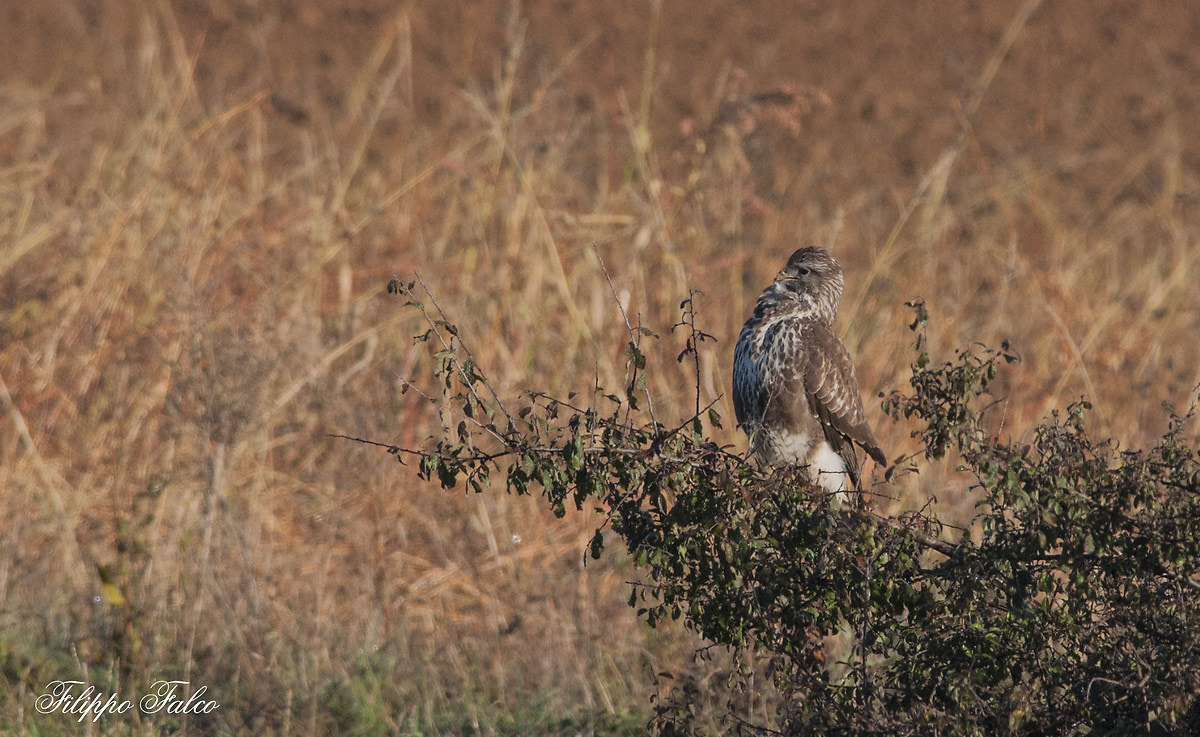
[[2, 1, 1199, 733]]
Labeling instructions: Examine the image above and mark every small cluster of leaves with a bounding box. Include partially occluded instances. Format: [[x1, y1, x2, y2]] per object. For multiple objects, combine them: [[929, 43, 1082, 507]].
[[353, 287, 1200, 736]]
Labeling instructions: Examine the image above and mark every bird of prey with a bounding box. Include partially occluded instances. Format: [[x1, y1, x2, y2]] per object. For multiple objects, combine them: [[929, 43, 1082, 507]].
[[733, 247, 887, 495]]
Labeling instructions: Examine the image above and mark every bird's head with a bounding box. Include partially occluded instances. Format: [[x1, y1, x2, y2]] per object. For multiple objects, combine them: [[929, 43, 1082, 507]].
[[771, 246, 845, 323]]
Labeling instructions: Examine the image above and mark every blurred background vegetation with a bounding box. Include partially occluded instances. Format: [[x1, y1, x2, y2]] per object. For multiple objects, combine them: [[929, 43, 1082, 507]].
[[1, 0, 1198, 733]]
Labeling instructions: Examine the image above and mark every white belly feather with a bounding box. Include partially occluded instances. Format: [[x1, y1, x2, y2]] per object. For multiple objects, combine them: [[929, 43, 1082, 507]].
[[752, 428, 851, 495], [808, 440, 850, 494]]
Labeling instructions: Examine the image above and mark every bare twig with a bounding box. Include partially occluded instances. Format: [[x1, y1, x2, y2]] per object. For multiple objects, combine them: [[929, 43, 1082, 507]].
[[873, 513, 961, 557], [593, 244, 659, 432], [673, 290, 716, 420]]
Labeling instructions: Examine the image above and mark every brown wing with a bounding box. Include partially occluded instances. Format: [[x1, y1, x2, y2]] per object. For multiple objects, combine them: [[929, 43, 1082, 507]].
[[802, 323, 887, 487]]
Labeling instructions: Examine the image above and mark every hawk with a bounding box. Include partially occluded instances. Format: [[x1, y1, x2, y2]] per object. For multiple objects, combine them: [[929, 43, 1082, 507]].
[[733, 247, 887, 494]]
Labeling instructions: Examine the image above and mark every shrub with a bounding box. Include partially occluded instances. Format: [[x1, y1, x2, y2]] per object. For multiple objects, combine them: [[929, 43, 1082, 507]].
[[349, 283, 1200, 736]]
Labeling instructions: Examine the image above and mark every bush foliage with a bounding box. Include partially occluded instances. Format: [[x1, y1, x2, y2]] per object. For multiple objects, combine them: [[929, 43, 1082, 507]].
[[354, 281, 1200, 736]]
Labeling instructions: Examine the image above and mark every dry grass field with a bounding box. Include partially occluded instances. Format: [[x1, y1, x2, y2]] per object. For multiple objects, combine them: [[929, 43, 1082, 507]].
[[2, 0, 1199, 734]]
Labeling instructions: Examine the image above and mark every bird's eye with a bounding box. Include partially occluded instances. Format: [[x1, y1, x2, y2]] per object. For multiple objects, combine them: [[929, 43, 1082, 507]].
[[796, 267, 810, 276]]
